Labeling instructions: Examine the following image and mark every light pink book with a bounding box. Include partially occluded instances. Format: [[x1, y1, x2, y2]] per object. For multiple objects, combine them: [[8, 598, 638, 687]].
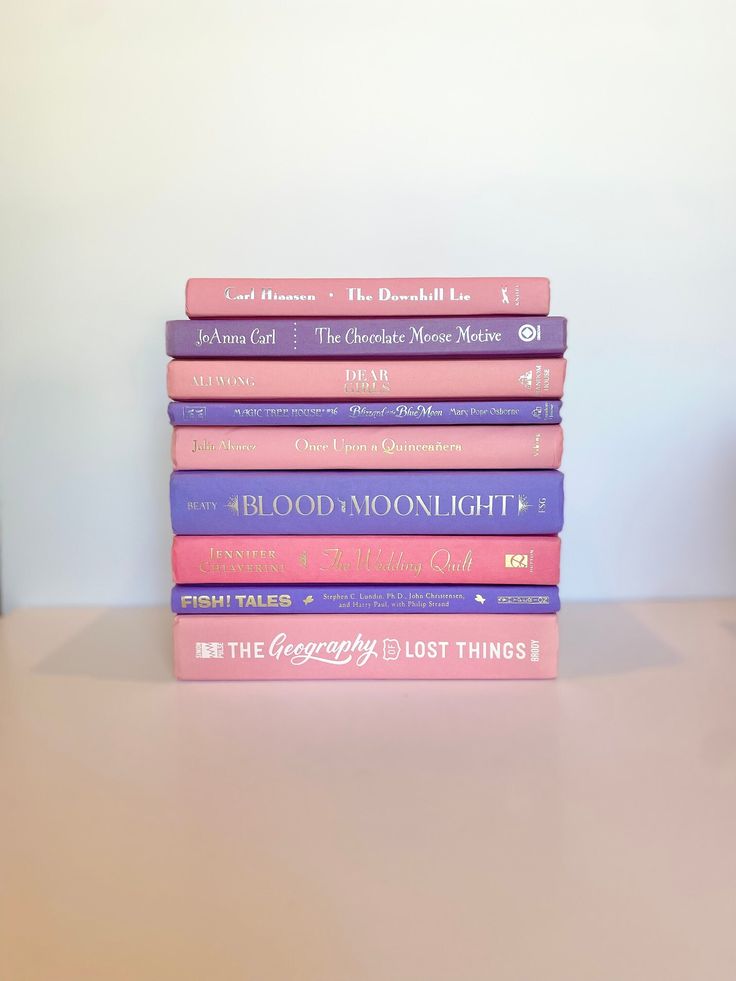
[[172, 534, 561, 585], [171, 424, 563, 471], [167, 358, 566, 401], [174, 613, 558, 680], [185, 277, 550, 318]]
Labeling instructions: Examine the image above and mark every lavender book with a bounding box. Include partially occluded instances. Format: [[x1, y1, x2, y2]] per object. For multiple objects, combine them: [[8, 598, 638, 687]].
[[172, 584, 560, 615], [170, 470, 564, 535], [168, 400, 562, 426], [166, 317, 567, 358]]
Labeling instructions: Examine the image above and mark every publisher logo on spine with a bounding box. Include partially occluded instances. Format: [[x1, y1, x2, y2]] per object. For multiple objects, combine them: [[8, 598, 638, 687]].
[[499, 595, 549, 605], [195, 642, 224, 659], [504, 554, 529, 569], [518, 323, 539, 342], [382, 639, 400, 660], [184, 406, 207, 420]]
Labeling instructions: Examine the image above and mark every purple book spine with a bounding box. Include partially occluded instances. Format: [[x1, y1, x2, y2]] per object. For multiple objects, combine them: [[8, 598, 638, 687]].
[[166, 317, 567, 358], [168, 400, 562, 426], [172, 584, 560, 615], [170, 470, 564, 535]]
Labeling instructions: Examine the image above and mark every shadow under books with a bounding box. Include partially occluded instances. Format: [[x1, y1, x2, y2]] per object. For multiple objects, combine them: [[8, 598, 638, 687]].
[[558, 602, 679, 679]]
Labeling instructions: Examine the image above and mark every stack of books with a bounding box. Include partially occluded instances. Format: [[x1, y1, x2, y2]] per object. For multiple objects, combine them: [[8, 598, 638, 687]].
[[167, 277, 566, 680]]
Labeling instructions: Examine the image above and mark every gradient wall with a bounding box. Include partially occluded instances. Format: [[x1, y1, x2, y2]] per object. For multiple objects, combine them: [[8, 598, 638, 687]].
[[1, 1, 734, 607]]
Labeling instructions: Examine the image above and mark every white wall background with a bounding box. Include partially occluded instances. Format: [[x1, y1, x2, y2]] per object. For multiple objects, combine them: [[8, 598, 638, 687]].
[[2, 0, 735, 609]]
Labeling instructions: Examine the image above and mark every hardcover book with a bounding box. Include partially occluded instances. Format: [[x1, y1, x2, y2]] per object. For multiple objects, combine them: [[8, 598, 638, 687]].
[[167, 358, 566, 401], [185, 277, 551, 318], [171, 425, 563, 471], [171, 534, 561, 585], [166, 316, 566, 358], [168, 400, 562, 427], [173, 613, 559, 680], [171, 584, 560, 615], [170, 470, 564, 535]]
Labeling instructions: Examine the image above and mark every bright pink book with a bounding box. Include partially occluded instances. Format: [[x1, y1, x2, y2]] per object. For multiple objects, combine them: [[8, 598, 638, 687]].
[[171, 424, 563, 470], [174, 613, 558, 680], [185, 277, 550, 318], [166, 358, 566, 401], [172, 534, 561, 585]]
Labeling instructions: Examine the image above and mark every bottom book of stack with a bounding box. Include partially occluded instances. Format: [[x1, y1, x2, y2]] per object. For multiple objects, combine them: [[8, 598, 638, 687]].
[[173, 613, 558, 680]]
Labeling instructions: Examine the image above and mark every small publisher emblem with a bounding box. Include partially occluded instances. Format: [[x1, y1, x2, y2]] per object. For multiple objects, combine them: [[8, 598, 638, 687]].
[[505, 554, 529, 569], [518, 323, 538, 342], [184, 406, 207, 420], [383, 639, 400, 660], [195, 642, 224, 659], [518, 370, 533, 389]]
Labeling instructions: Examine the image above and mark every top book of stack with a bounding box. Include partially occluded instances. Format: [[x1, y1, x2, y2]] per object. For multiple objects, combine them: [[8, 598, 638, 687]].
[[185, 277, 550, 318]]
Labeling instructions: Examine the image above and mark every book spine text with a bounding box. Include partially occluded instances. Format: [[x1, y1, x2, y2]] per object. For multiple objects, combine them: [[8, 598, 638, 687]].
[[171, 425, 563, 470], [174, 613, 559, 679], [168, 400, 563, 426], [166, 316, 566, 357], [172, 534, 561, 585], [167, 358, 566, 401], [172, 584, 560, 614], [170, 470, 564, 535], [185, 277, 551, 318]]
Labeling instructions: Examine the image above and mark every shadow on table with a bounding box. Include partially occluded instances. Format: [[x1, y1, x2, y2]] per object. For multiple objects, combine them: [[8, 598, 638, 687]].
[[558, 602, 678, 679], [720, 619, 736, 639], [36, 607, 172, 683]]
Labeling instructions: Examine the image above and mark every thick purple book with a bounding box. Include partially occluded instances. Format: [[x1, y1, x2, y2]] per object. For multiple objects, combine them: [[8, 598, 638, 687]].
[[168, 400, 562, 426], [170, 470, 564, 535], [172, 584, 560, 615], [166, 316, 567, 358]]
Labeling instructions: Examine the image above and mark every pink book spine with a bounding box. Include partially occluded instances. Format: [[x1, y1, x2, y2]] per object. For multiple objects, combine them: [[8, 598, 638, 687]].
[[171, 425, 563, 470], [185, 277, 550, 318], [172, 535, 561, 585], [166, 358, 566, 401], [174, 613, 558, 680]]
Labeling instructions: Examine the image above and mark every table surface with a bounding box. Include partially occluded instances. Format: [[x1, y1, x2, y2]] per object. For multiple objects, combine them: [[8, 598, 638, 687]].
[[1, 600, 735, 980]]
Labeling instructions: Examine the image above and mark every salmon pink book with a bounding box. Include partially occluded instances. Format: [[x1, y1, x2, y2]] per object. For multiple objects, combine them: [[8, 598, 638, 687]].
[[185, 277, 550, 318], [173, 613, 559, 680], [171, 534, 561, 585], [166, 358, 566, 401], [171, 425, 563, 470]]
